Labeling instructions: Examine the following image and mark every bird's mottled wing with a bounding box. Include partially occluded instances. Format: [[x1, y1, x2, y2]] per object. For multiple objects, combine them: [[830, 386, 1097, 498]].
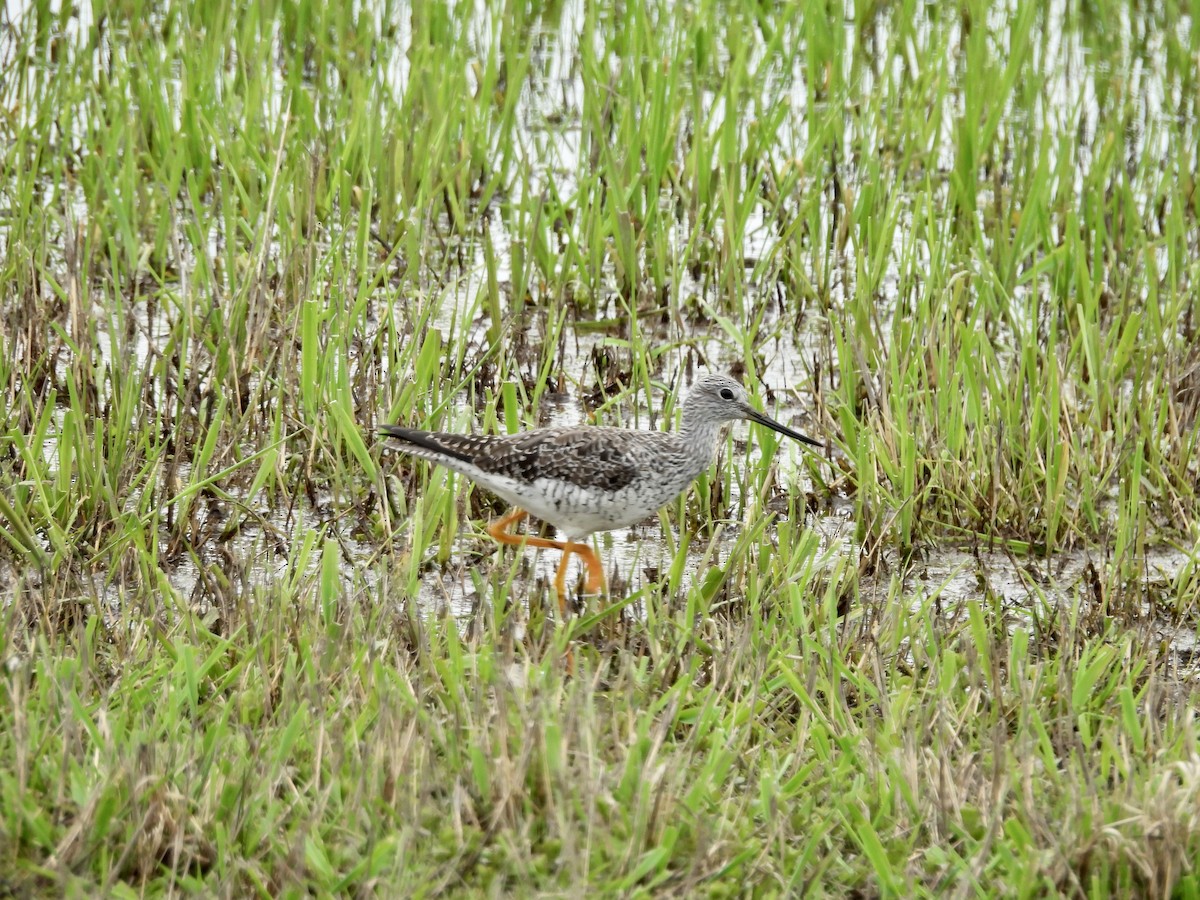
[[474, 427, 642, 491]]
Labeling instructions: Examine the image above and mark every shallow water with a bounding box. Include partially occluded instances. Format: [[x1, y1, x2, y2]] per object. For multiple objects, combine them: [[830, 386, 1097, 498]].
[[2, 0, 1197, 667]]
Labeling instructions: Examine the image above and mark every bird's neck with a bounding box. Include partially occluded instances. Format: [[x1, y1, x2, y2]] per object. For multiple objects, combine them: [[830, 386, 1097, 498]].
[[677, 414, 726, 473]]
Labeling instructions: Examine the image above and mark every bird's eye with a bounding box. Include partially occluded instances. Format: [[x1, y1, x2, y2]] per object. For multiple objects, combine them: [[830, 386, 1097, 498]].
[[719, 388, 735, 400]]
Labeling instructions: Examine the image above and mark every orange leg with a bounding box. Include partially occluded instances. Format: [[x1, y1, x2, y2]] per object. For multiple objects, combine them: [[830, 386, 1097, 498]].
[[486, 508, 566, 552], [568, 542, 606, 595], [551, 542, 605, 602], [486, 509, 606, 618]]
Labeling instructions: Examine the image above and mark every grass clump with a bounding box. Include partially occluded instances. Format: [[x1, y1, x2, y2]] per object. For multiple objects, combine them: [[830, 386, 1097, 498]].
[[2, 561, 1198, 895]]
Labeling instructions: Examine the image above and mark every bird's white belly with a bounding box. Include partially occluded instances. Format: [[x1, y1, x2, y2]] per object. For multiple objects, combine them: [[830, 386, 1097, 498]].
[[484, 475, 678, 540]]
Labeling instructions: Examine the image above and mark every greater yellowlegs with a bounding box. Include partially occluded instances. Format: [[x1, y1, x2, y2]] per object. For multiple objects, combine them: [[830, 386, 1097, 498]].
[[380, 373, 820, 615]]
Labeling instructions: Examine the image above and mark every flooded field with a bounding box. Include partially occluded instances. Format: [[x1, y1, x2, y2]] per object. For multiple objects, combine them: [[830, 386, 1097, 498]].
[[2, 0, 1199, 894]]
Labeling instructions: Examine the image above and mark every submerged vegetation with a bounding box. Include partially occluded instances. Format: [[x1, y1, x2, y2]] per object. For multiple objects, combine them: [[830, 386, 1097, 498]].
[[1, 0, 1198, 894]]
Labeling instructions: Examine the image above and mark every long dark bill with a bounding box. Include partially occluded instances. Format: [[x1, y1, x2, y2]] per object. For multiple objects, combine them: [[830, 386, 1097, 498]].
[[746, 409, 822, 448]]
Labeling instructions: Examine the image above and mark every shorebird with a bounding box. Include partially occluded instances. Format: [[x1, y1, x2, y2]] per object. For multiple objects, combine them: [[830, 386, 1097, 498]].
[[379, 373, 820, 615]]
